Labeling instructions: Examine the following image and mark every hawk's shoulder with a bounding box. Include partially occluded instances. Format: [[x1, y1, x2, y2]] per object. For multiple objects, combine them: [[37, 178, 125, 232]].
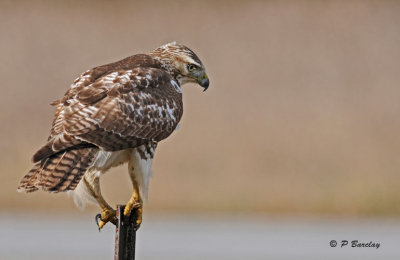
[[52, 54, 162, 106]]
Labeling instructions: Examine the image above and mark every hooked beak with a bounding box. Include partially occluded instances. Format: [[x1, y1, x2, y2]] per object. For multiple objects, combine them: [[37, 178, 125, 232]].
[[198, 73, 209, 91]]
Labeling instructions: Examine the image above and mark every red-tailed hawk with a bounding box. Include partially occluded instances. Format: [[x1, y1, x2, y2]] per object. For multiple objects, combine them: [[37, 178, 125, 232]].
[[17, 42, 209, 229]]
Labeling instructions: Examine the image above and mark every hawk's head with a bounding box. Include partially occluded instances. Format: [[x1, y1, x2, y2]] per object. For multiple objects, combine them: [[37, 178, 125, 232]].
[[150, 42, 209, 91]]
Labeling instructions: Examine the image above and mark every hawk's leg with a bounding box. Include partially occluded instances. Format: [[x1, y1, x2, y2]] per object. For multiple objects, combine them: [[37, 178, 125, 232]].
[[124, 177, 143, 227], [125, 144, 155, 229], [124, 156, 143, 228], [83, 176, 117, 230]]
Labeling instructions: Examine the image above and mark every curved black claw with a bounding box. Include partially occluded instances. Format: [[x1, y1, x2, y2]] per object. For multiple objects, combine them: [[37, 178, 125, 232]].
[[95, 213, 102, 232]]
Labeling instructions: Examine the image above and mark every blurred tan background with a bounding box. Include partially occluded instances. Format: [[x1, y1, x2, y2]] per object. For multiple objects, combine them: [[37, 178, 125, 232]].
[[1, 0, 400, 217]]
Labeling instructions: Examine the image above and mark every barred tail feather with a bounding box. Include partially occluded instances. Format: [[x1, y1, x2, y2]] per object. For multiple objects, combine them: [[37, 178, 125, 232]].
[[17, 163, 41, 192], [18, 147, 98, 193]]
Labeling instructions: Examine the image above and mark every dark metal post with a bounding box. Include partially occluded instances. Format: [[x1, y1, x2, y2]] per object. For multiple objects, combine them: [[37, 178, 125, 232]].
[[114, 205, 138, 260]]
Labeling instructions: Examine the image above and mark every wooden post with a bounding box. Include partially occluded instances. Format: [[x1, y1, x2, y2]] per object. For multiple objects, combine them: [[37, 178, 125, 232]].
[[114, 205, 138, 260]]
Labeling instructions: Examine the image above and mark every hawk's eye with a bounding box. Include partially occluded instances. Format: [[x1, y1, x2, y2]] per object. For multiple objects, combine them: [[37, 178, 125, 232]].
[[187, 64, 197, 72]]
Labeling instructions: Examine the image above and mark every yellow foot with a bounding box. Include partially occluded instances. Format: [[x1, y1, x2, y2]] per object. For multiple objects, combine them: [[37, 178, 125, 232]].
[[124, 201, 142, 227], [95, 208, 116, 231]]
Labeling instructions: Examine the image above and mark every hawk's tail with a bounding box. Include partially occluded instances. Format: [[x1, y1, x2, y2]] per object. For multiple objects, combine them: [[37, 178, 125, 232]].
[[17, 147, 98, 193]]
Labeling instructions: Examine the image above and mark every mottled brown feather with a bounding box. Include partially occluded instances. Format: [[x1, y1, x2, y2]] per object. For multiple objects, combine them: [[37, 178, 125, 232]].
[[19, 44, 198, 194], [62, 67, 183, 151]]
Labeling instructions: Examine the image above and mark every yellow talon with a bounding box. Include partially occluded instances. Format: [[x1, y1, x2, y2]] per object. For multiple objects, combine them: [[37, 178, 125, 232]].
[[124, 205, 131, 216], [136, 207, 142, 226], [98, 220, 106, 229], [95, 208, 116, 230], [124, 201, 141, 216]]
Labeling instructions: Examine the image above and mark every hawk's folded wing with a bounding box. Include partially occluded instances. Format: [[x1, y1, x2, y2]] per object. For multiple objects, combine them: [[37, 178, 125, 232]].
[[33, 67, 182, 162]]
